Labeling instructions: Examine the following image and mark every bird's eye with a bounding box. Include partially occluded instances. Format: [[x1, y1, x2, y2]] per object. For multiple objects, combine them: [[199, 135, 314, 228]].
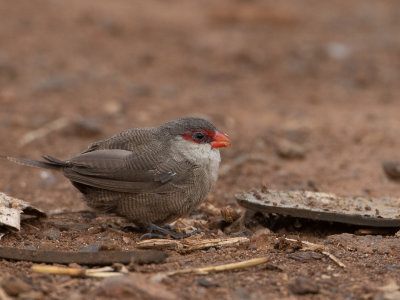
[[193, 132, 206, 141]]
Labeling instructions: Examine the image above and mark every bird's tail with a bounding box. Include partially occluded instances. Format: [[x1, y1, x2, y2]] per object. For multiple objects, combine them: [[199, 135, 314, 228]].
[[0, 155, 68, 170]]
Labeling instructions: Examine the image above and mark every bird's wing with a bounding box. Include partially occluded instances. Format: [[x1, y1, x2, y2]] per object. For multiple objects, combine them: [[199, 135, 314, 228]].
[[63, 149, 187, 193], [81, 127, 157, 154]]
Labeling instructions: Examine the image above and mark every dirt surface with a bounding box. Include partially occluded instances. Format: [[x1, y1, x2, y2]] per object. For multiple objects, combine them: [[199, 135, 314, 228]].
[[0, 0, 400, 299]]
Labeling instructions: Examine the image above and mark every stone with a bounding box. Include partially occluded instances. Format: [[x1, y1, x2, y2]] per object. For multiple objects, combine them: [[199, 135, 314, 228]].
[[288, 276, 319, 295], [43, 228, 61, 240], [92, 274, 176, 299], [1, 277, 32, 297], [276, 140, 306, 159], [197, 278, 218, 288]]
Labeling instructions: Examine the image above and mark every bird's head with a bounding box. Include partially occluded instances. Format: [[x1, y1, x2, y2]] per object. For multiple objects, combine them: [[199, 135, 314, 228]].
[[162, 117, 231, 149]]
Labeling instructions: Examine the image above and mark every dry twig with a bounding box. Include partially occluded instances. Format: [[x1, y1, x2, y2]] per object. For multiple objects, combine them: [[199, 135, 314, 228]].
[[32, 265, 124, 278], [152, 256, 270, 281], [284, 238, 346, 268]]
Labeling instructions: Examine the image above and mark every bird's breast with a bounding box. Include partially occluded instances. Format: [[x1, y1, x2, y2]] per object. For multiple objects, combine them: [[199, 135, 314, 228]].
[[170, 137, 221, 183], [206, 149, 221, 184]]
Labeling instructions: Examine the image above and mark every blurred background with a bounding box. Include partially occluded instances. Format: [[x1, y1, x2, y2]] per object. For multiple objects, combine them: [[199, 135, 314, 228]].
[[1, 0, 400, 211]]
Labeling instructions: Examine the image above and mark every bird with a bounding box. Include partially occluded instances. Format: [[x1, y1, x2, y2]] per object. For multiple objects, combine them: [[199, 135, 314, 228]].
[[1, 117, 230, 239]]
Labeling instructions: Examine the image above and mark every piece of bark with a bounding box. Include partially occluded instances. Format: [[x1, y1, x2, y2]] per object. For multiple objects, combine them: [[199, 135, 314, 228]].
[[237, 188, 400, 227], [0, 246, 168, 265], [0, 192, 46, 231]]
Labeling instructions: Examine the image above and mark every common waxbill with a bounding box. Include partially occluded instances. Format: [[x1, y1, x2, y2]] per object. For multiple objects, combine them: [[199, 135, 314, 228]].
[[1, 117, 230, 238]]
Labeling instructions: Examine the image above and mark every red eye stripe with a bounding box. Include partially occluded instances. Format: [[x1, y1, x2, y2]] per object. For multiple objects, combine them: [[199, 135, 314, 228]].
[[181, 130, 215, 143]]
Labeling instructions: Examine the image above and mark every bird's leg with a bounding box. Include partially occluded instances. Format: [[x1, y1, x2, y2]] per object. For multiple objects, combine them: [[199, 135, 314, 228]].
[[139, 223, 202, 240]]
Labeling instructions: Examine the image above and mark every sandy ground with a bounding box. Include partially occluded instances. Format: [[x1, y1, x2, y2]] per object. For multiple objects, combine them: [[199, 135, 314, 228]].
[[0, 0, 400, 299]]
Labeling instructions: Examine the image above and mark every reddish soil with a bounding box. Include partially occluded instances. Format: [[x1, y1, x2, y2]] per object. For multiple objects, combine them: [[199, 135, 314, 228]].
[[0, 0, 400, 299]]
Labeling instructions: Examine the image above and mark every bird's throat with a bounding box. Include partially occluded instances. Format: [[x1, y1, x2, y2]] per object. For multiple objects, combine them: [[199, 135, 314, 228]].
[[171, 137, 221, 183]]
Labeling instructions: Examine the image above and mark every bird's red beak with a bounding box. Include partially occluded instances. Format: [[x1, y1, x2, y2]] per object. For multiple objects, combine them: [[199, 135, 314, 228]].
[[211, 131, 231, 148]]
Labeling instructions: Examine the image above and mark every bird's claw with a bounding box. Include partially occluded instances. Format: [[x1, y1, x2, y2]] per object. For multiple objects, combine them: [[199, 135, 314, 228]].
[[139, 223, 203, 240], [139, 233, 166, 240]]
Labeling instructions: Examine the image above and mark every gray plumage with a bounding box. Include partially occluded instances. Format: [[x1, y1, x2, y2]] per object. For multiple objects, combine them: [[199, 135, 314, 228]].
[[1, 118, 230, 228]]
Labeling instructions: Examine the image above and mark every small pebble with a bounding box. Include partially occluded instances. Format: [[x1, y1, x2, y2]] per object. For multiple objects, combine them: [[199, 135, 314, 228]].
[[2, 277, 32, 297], [288, 276, 319, 295], [276, 140, 306, 159], [253, 227, 272, 237], [42, 228, 61, 240], [197, 278, 218, 288]]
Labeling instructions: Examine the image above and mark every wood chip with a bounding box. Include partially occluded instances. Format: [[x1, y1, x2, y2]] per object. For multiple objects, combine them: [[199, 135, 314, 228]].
[[136, 236, 249, 253]]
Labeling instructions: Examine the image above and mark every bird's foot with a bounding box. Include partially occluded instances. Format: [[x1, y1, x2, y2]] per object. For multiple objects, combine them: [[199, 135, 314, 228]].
[[139, 223, 202, 240]]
